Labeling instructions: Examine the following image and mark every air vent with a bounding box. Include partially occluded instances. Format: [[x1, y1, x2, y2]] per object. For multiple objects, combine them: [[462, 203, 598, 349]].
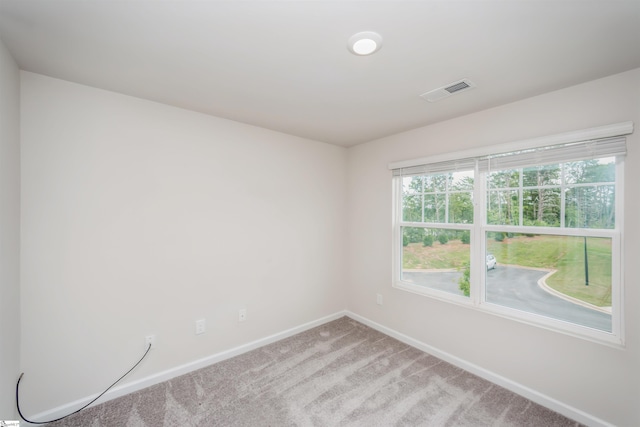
[[445, 81, 470, 93], [420, 79, 476, 102]]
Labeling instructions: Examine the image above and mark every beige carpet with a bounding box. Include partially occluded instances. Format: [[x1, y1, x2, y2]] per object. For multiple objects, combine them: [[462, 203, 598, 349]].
[[46, 317, 582, 426]]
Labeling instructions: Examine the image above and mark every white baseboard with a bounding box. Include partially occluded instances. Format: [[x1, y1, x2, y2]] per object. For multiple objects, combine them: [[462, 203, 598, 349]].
[[23, 310, 348, 426], [24, 309, 611, 427], [345, 311, 613, 427]]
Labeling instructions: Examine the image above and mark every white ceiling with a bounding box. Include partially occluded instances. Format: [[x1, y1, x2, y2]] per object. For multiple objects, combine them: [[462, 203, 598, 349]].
[[1, 1, 639, 147]]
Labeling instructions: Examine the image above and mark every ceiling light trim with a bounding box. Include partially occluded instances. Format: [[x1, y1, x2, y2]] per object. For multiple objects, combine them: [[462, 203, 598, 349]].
[[348, 31, 383, 56]]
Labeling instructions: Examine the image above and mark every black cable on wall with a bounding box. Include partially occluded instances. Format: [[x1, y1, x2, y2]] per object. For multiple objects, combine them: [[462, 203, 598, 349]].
[[16, 343, 152, 424]]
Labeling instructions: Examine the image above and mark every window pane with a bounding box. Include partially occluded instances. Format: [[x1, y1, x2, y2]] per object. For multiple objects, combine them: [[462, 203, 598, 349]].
[[403, 194, 422, 222], [487, 190, 519, 225], [424, 175, 447, 192], [564, 158, 615, 185], [403, 176, 423, 194], [401, 226, 470, 297], [424, 194, 445, 223], [488, 169, 519, 189], [485, 233, 612, 332], [451, 170, 474, 191], [523, 188, 561, 226], [402, 170, 475, 225], [565, 185, 615, 229], [449, 192, 474, 224], [522, 164, 561, 187]]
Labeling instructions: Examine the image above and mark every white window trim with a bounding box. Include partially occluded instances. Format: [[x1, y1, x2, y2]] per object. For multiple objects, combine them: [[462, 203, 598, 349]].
[[390, 122, 632, 348]]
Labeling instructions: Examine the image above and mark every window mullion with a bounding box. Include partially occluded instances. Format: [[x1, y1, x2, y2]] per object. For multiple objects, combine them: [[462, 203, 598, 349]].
[[393, 177, 403, 286], [560, 163, 566, 228], [421, 176, 425, 223], [519, 168, 523, 226], [472, 160, 484, 306], [612, 158, 624, 340], [445, 178, 449, 223]]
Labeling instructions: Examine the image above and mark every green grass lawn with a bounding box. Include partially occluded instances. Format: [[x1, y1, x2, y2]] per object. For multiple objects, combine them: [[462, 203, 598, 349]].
[[403, 234, 611, 307], [403, 240, 470, 270], [488, 235, 611, 307]]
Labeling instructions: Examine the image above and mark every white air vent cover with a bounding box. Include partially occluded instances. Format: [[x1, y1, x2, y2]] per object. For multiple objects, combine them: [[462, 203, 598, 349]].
[[420, 79, 476, 102]]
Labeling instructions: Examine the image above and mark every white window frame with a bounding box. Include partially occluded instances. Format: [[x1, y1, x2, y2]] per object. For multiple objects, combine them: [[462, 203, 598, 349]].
[[390, 122, 633, 347]]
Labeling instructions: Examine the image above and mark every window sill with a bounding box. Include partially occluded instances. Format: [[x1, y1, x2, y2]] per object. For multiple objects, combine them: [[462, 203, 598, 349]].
[[393, 280, 624, 349]]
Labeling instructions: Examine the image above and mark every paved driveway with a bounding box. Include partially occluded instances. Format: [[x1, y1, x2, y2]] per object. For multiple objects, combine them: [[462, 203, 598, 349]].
[[402, 265, 612, 332]]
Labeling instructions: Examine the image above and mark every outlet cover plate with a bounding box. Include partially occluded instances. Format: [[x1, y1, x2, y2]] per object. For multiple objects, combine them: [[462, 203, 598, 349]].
[[145, 335, 156, 350], [195, 319, 206, 335]]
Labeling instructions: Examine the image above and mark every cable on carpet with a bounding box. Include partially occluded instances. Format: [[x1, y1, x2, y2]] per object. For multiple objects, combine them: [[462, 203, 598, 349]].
[[16, 342, 152, 424]]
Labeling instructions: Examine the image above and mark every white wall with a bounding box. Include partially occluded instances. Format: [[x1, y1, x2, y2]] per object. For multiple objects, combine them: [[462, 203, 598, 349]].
[[0, 37, 20, 419], [347, 68, 640, 426], [19, 72, 347, 414]]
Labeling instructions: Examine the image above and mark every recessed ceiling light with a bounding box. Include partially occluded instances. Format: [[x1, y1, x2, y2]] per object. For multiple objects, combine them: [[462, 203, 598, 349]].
[[348, 31, 383, 56]]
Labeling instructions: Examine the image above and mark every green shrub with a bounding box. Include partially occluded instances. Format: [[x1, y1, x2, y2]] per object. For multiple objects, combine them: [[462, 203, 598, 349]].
[[403, 235, 408, 247], [494, 232, 505, 242], [437, 234, 449, 245], [461, 231, 470, 244], [458, 263, 470, 297], [404, 227, 424, 244], [423, 235, 434, 247]]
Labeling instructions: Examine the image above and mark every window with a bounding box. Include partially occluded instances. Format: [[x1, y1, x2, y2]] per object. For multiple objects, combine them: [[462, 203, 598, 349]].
[[398, 164, 475, 301], [391, 123, 631, 345]]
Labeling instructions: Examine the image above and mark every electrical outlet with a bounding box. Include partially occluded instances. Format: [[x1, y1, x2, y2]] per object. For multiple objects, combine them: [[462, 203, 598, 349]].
[[238, 308, 247, 322], [376, 294, 383, 305], [145, 335, 156, 350], [195, 319, 206, 335]]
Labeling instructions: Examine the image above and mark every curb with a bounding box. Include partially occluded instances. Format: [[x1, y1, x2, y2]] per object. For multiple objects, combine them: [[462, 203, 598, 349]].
[[536, 269, 611, 314]]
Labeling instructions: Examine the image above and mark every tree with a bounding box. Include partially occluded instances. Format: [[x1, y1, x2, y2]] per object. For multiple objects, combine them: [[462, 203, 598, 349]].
[[487, 169, 519, 225], [449, 173, 474, 224], [565, 159, 615, 229], [423, 174, 448, 222], [449, 191, 473, 224], [403, 171, 476, 226], [522, 165, 561, 227]]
